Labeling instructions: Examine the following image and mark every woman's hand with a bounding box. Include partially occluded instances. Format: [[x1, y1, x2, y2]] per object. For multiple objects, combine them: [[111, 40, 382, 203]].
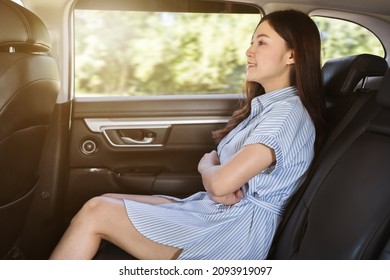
[[208, 188, 244, 206], [198, 150, 220, 174], [198, 150, 243, 206], [198, 144, 275, 206]]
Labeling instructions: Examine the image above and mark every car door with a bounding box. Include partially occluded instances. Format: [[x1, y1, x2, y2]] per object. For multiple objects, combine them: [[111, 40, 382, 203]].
[[65, 96, 237, 218], [62, 0, 260, 220]]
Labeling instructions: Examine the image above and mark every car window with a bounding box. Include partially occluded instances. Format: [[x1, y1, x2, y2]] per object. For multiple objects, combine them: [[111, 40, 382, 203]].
[[74, 2, 260, 97], [312, 16, 385, 64], [74, 5, 385, 98]]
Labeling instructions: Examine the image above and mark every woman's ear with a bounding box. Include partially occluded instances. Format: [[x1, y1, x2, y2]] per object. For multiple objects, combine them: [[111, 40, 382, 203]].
[[287, 51, 295, 65]]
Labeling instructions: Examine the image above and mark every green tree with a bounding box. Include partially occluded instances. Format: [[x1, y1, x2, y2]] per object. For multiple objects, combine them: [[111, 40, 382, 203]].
[[75, 11, 259, 96]]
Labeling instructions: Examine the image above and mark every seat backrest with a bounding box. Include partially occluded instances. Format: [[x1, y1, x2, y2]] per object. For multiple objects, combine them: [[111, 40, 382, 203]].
[[269, 67, 390, 259], [0, 0, 59, 258], [322, 54, 388, 128]]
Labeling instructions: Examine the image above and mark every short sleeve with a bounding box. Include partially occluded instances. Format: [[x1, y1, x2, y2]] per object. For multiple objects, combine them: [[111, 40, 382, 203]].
[[243, 99, 304, 172], [244, 131, 283, 173]]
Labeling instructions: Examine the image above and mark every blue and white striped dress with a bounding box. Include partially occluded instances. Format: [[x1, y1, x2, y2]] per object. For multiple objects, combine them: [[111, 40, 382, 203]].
[[124, 86, 315, 259]]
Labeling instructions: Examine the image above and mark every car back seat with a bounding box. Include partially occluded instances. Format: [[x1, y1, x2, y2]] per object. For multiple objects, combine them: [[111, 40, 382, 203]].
[[93, 54, 388, 260], [269, 66, 390, 259]]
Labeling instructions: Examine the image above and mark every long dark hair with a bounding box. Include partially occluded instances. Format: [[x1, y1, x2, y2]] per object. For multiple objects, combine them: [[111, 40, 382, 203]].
[[213, 10, 326, 154]]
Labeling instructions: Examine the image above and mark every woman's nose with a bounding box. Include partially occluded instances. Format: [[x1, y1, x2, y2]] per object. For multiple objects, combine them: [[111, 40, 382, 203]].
[[246, 46, 253, 57]]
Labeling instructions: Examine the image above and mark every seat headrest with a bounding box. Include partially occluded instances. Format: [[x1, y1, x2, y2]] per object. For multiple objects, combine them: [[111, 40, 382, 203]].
[[323, 54, 388, 98], [376, 68, 390, 109], [0, 0, 51, 52]]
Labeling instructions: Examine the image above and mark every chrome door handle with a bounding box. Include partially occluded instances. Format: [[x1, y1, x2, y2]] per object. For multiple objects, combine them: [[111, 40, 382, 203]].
[[120, 136, 155, 145], [100, 125, 171, 147]]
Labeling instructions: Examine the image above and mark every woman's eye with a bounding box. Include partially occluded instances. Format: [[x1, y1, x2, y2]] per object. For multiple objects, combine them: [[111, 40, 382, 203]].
[[258, 40, 265, 46]]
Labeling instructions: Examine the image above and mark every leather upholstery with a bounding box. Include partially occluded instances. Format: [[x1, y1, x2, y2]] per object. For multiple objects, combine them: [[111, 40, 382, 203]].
[[0, 0, 59, 258], [269, 68, 390, 259]]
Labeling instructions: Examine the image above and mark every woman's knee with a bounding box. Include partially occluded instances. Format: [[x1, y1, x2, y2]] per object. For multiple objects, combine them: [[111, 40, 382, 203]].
[[71, 196, 110, 225]]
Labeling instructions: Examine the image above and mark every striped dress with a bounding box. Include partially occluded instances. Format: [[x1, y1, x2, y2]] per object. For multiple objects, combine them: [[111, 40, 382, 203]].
[[123, 86, 315, 259]]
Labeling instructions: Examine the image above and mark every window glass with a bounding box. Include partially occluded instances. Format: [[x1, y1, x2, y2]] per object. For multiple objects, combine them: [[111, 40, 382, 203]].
[[75, 10, 385, 97], [312, 16, 385, 64], [74, 10, 260, 97]]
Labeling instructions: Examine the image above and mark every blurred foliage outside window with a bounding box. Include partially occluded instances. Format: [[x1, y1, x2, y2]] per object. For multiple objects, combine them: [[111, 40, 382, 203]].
[[312, 16, 384, 63], [74, 11, 384, 97]]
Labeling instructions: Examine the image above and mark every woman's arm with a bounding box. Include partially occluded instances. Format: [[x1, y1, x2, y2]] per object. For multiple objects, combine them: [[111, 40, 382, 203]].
[[198, 143, 275, 205]]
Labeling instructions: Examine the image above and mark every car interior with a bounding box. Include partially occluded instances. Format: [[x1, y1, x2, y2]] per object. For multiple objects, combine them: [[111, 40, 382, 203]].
[[0, 0, 390, 260]]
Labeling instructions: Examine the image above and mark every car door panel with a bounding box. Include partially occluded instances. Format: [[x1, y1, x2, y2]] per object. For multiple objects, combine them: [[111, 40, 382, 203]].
[[65, 96, 238, 218]]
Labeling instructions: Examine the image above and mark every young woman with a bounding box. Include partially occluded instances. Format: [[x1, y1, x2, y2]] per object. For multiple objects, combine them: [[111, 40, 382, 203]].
[[50, 9, 325, 260]]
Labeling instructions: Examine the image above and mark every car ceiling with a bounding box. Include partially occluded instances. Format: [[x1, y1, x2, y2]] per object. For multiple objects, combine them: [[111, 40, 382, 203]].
[[21, 0, 390, 17]]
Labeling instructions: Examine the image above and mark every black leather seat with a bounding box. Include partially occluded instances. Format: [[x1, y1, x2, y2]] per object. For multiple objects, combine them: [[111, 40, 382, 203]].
[[0, 0, 59, 259], [269, 67, 390, 259]]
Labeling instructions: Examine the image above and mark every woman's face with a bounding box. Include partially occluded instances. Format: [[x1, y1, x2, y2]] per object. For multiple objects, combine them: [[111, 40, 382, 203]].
[[245, 20, 295, 92]]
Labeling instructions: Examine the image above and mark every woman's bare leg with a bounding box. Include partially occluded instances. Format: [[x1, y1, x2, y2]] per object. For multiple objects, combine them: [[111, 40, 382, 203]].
[[101, 193, 178, 204], [49, 195, 181, 260]]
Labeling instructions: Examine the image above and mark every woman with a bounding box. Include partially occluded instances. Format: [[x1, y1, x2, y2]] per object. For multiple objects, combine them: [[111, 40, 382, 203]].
[[50, 9, 325, 260]]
